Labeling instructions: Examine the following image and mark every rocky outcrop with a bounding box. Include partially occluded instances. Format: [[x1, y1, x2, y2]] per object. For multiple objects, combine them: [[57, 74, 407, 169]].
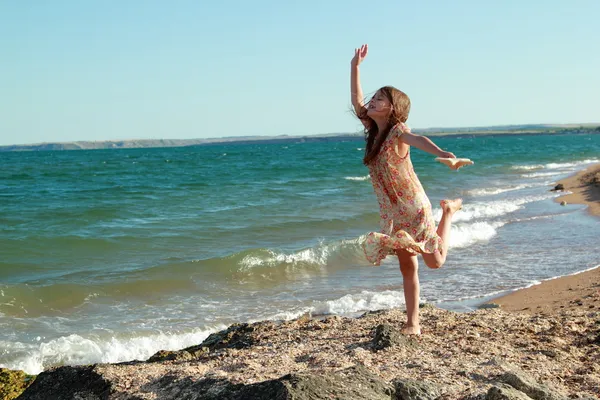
[[16, 363, 575, 400], [13, 306, 600, 399], [148, 322, 267, 363], [18, 365, 394, 400]]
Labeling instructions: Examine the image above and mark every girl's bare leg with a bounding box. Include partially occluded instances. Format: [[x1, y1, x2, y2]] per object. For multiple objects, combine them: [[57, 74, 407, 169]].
[[422, 198, 462, 269], [396, 249, 421, 335]]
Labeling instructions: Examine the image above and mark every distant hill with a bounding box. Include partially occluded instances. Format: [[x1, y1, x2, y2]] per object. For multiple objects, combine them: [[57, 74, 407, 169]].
[[1, 124, 599, 152]]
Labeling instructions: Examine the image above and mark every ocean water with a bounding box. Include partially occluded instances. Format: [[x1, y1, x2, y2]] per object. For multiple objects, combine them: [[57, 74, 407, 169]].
[[1, 133, 599, 374]]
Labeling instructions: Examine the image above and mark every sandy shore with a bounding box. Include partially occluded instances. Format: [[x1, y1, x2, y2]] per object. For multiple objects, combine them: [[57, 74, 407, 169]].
[[555, 163, 600, 217], [487, 265, 600, 315]]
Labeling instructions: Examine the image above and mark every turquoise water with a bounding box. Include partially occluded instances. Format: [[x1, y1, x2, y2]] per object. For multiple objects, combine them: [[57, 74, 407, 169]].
[[1, 133, 599, 373]]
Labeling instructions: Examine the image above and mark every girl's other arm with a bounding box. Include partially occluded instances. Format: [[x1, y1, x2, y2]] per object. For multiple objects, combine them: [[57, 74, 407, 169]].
[[400, 131, 455, 159], [351, 44, 368, 121]]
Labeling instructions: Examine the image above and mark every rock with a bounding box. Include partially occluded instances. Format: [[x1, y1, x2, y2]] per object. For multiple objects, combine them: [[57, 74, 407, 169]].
[[539, 349, 557, 358], [560, 201, 567, 206], [0, 368, 36, 400], [552, 184, 564, 191], [148, 323, 260, 363], [147, 349, 197, 363], [17, 365, 113, 400], [372, 324, 416, 351], [239, 365, 394, 400], [498, 371, 566, 400], [485, 384, 534, 399], [199, 323, 257, 351], [479, 303, 501, 309], [18, 364, 395, 400], [393, 378, 441, 400]]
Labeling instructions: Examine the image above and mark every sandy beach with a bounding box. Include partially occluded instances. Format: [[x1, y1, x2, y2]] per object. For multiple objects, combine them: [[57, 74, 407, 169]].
[[555, 163, 600, 217], [486, 266, 600, 315]]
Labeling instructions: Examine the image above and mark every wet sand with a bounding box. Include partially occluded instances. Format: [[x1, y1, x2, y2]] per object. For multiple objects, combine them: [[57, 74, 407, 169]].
[[487, 265, 600, 315], [555, 163, 600, 217]]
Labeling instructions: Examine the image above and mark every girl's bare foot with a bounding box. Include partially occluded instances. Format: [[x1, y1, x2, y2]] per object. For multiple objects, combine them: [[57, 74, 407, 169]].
[[401, 325, 421, 335], [440, 199, 463, 215]]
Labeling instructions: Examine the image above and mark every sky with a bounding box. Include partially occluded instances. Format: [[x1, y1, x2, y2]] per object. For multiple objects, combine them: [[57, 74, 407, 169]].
[[0, 1, 599, 146]]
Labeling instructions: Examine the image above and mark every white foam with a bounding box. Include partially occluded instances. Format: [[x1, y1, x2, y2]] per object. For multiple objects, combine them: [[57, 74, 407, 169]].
[[522, 172, 563, 178], [511, 164, 544, 171], [544, 159, 599, 169], [466, 184, 532, 197], [238, 238, 364, 271], [344, 175, 370, 181], [310, 290, 406, 315], [448, 221, 505, 249], [433, 194, 556, 223], [1, 326, 224, 375], [239, 248, 329, 270]]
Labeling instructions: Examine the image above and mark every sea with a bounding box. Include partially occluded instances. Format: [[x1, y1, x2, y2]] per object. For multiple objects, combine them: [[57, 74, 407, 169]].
[[1, 132, 599, 374]]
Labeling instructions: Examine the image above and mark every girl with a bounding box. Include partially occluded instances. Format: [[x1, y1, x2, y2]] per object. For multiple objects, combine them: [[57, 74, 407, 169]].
[[351, 44, 469, 335]]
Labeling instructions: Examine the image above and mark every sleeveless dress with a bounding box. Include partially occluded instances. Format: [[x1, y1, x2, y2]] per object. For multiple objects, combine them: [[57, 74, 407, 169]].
[[362, 125, 443, 266]]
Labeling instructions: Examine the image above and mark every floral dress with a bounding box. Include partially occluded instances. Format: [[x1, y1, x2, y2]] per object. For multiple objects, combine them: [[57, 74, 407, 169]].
[[363, 125, 443, 266]]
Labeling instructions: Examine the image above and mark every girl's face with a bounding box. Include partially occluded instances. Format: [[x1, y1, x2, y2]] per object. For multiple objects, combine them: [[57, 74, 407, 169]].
[[366, 90, 392, 119]]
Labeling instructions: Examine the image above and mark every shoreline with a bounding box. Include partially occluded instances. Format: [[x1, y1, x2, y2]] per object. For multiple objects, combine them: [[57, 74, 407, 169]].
[[484, 264, 600, 314], [554, 162, 600, 217], [481, 162, 600, 312], [2, 127, 599, 152]]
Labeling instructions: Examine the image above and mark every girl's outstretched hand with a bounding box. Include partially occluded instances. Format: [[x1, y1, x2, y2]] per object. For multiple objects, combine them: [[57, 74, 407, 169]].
[[351, 44, 368, 67], [438, 151, 456, 159]]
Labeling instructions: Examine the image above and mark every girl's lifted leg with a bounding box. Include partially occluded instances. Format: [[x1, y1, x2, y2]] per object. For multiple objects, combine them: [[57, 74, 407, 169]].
[[422, 198, 462, 269], [396, 250, 421, 335]]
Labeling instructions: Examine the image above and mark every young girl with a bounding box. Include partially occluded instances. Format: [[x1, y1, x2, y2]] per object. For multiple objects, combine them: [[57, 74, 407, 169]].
[[351, 44, 470, 335]]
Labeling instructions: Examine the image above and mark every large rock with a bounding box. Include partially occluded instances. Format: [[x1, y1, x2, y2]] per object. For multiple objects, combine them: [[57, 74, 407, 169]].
[[18, 364, 399, 400], [16, 365, 113, 400]]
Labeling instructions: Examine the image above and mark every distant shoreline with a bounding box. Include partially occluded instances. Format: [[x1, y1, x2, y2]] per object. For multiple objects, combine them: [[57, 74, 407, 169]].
[[2, 124, 599, 152]]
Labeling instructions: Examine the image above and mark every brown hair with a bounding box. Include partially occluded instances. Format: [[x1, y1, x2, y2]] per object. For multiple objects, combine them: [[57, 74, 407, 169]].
[[357, 86, 411, 165]]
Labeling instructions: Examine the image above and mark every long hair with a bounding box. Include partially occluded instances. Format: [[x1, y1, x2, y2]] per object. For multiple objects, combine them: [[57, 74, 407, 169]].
[[357, 86, 411, 165]]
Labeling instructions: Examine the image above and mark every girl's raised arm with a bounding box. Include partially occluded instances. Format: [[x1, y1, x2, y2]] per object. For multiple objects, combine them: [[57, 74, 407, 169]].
[[351, 44, 368, 120]]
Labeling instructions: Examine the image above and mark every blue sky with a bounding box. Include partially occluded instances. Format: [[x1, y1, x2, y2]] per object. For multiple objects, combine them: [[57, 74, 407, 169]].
[[1, 1, 598, 145]]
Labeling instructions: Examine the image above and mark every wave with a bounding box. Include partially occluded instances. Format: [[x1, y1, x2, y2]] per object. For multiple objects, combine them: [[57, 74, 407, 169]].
[[544, 159, 599, 169], [344, 175, 370, 181], [0, 326, 224, 375], [521, 171, 564, 178], [465, 184, 533, 197], [449, 221, 505, 248], [310, 290, 406, 316], [433, 194, 556, 223], [510, 164, 544, 171], [513, 158, 599, 177]]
